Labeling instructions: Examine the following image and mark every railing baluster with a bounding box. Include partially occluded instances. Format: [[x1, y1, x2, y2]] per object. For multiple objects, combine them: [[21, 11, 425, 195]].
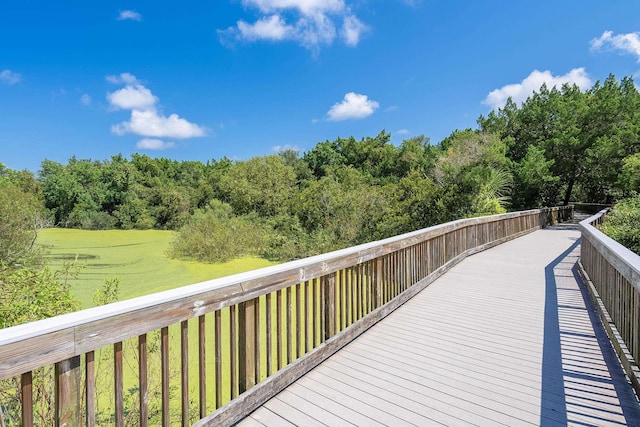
[[312, 279, 318, 347], [323, 273, 336, 340], [214, 310, 222, 409], [139, 335, 148, 427], [296, 283, 302, 358], [276, 289, 283, 370], [286, 286, 292, 363], [357, 263, 363, 320], [55, 356, 81, 427], [239, 299, 256, 394], [254, 297, 260, 385], [181, 320, 189, 426], [21, 371, 33, 427], [161, 326, 169, 427], [86, 351, 95, 427], [230, 305, 237, 399], [304, 280, 311, 353], [198, 315, 206, 419], [266, 293, 273, 376], [114, 343, 123, 427]]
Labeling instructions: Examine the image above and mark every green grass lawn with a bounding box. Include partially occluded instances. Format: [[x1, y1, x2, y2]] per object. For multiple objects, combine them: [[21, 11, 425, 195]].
[[26, 229, 347, 423], [37, 228, 276, 308], [35, 229, 281, 423]]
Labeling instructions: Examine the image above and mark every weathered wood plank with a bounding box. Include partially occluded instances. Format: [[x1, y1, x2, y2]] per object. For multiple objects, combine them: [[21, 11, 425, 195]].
[[248, 407, 295, 426]]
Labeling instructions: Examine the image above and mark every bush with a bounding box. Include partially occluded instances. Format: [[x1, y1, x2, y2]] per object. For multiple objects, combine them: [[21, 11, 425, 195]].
[[600, 195, 640, 255], [169, 200, 265, 263], [80, 211, 117, 230]]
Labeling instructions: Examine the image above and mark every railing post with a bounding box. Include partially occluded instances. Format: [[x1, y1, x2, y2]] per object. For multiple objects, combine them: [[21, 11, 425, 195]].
[[323, 273, 336, 341], [239, 299, 257, 394], [374, 258, 383, 307], [55, 356, 81, 427]]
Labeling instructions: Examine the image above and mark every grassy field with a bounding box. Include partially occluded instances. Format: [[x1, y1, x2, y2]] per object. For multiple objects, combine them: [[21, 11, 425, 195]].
[[37, 228, 276, 308], [26, 229, 342, 423], [34, 229, 282, 423]]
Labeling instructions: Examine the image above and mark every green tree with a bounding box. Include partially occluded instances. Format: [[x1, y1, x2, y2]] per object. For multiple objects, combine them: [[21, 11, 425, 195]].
[[169, 200, 264, 263], [219, 155, 297, 217], [0, 180, 46, 265]]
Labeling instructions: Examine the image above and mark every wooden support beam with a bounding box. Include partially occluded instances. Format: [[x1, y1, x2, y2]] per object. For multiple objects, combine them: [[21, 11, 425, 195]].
[[55, 356, 81, 427]]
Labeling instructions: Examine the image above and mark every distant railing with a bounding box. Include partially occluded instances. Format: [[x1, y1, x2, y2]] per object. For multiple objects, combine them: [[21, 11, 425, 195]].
[[0, 206, 573, 427], [571, 202, 613, 214], [579, 210, 640, 396]]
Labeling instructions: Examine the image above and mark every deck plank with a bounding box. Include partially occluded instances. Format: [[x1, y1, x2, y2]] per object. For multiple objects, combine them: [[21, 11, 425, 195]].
[[238, 227, 640, 427]]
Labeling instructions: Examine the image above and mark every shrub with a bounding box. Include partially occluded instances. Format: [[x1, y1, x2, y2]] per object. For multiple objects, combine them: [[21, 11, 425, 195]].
[[600, 195, 640, 255], [169, 200, 265, 263]]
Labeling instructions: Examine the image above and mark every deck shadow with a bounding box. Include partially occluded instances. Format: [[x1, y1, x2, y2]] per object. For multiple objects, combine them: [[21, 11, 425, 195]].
[[541, 231, 640, 426], [540, 238, 578, 424]]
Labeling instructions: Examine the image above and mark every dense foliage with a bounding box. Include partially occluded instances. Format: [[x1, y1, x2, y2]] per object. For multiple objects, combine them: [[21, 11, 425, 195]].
[[2, 75, 640, 267], [479, 74, 640, 207], [600, 196, 640, 255]]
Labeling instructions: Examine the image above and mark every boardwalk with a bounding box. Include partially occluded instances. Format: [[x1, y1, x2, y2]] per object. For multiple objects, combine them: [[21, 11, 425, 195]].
[[238, 224, 640, 426]]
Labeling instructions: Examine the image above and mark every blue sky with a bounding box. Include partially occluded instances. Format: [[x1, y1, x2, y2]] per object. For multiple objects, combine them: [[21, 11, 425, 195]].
[[1, 0, 640, 172]]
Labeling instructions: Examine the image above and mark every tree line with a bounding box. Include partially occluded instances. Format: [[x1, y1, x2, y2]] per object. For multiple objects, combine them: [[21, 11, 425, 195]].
[[2, 74, 640, 269]]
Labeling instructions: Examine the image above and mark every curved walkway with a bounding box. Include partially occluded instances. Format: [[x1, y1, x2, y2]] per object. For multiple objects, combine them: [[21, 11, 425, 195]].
[[239, 225, 640, 426]]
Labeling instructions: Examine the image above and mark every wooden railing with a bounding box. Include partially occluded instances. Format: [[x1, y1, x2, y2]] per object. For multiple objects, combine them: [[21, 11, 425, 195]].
[[571, 202, 613, 214], [0, 207, 573, 427], [578, 209, 640, 396]]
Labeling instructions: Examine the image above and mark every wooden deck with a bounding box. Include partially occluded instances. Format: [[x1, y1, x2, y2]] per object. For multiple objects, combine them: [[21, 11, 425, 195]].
[[238, 225, 640, 426]]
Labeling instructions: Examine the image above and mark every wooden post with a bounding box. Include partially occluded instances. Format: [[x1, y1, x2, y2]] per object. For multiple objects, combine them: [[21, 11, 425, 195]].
[[161, 327, 169, 427], [55, 356, 81, 427], [374, 258, 383, 308], [181, 320, 189, 426], [323, 273, 336, 341], [21, 371, 33, 427], [139, 335, 148, 427], [114, 342, 123, 427], [238, 299, 257, 394]]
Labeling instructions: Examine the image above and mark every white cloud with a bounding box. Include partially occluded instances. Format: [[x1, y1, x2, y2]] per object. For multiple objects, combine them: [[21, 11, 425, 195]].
[[81, 94, 92, 105], [221, 0, 366, 52], [107, 84, 158, 110], [396, 129, 410, 135], [272, 144, 301, 152], [0, 69, 21, 85], [591, 30, 640, 62], [237, 15, 293, 41], [327, 92, 379, 121], [385, 105, 398, 112], [243, 0, 345, 15], [136, 139, 175, 150], [112, 110, 205, 139], [341, 15, 367, 46], [107, 73, 206, 140], [118, 10, 142, 21], [482, 68, 592, 110], [106, 73, 139, 85]]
